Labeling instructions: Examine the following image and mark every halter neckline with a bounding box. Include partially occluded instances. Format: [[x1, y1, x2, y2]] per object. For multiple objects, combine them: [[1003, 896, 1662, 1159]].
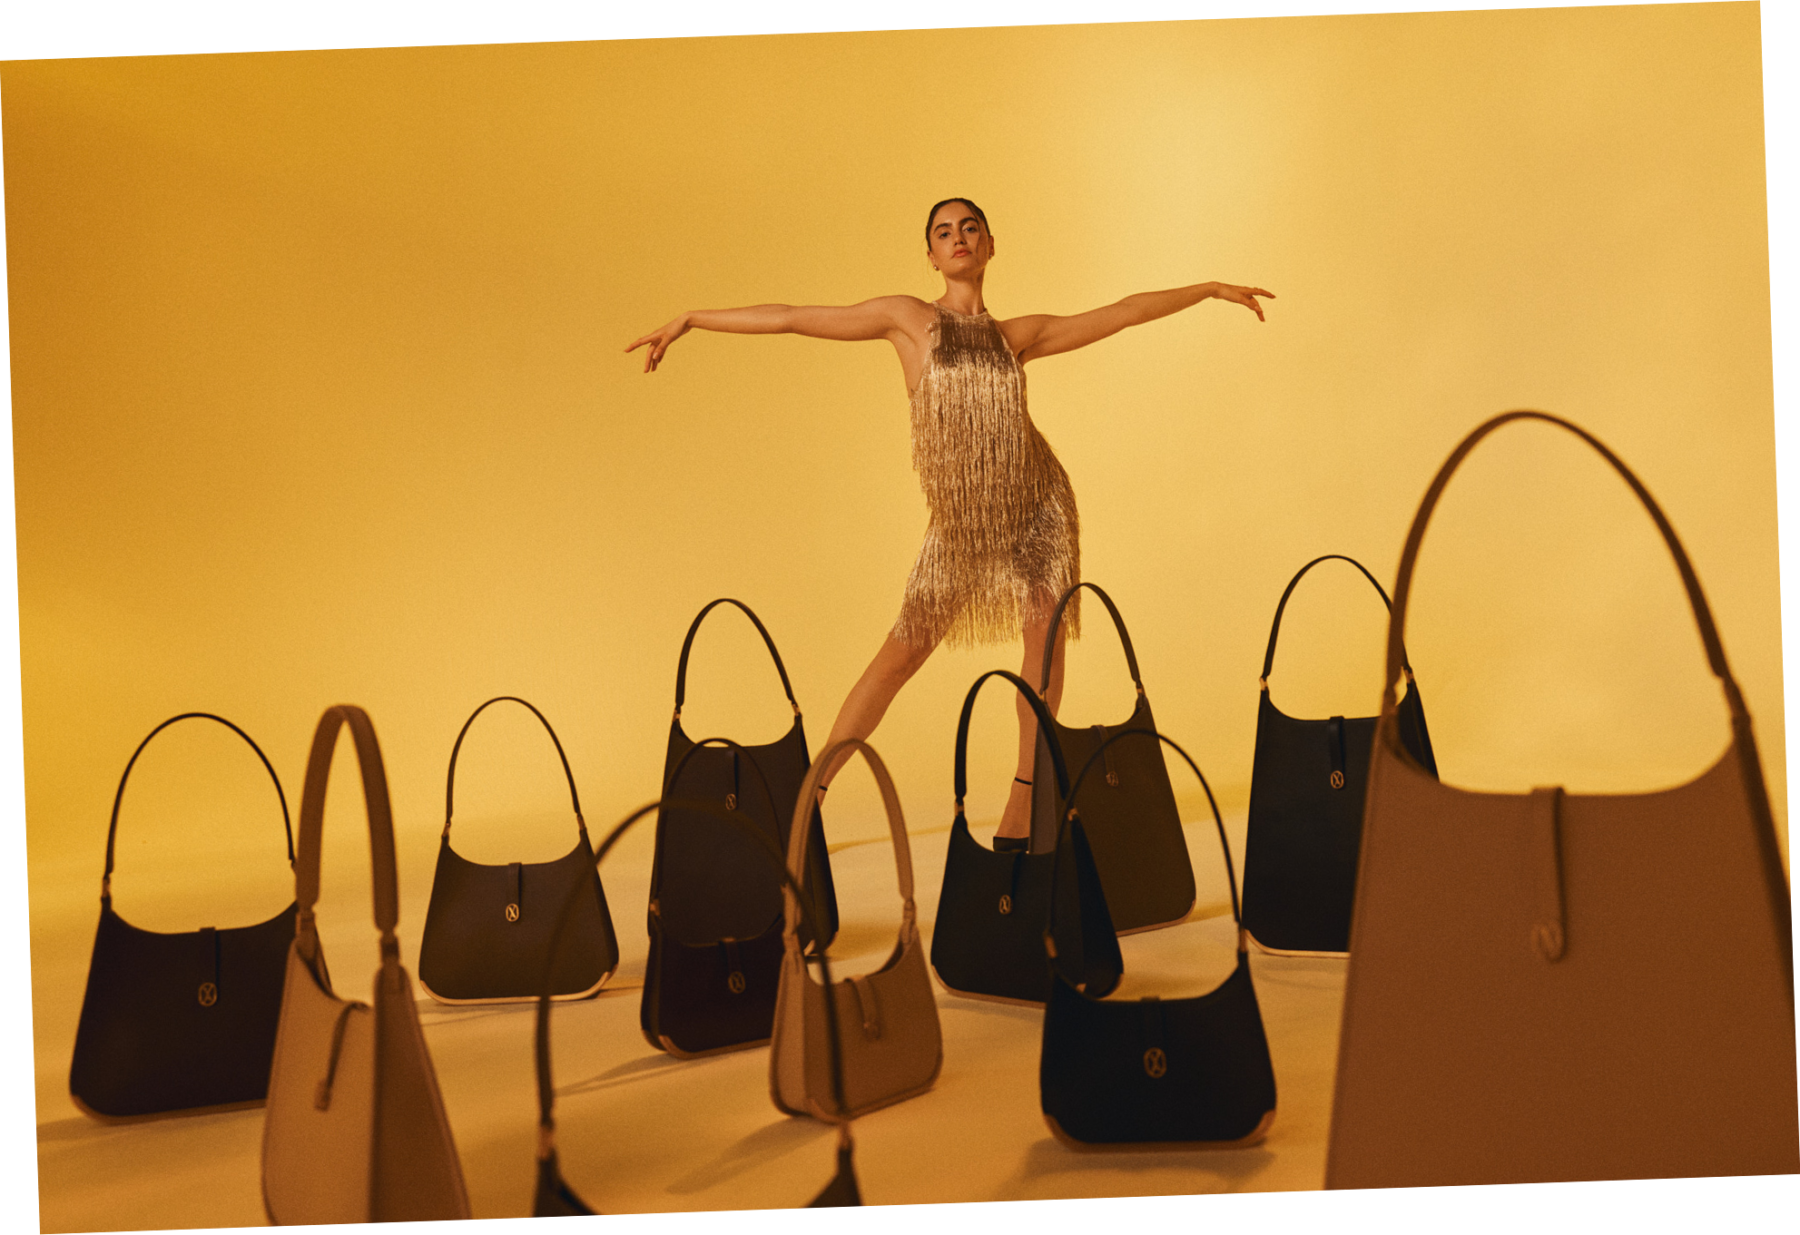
[[934, 302, 991, 320]]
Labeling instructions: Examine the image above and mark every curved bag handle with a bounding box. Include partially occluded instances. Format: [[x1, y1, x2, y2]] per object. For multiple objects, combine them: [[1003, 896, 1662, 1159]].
[[1260, 555, 1414, 684], [103, 712, 292, 899], [534, 798, 856, 1199], [1382, 412, 1746, 722], [787, 739, 914, 943], [293, 705, 403, 967], [1062, 729, 1241, 936], [442, 696, 585, 841], [673, 598, 800, 718], [1037, 582, 1144, 695], [954, 669, 1072, 809]]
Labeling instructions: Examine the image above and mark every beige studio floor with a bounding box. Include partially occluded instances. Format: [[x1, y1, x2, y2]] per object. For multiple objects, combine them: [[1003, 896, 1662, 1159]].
[[31, 805, 1349, 1230]]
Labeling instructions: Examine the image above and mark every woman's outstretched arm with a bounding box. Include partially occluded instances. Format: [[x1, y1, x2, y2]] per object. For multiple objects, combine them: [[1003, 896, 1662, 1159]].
[[626, 296, 928, 373], [1001, 282, 1273, 365]]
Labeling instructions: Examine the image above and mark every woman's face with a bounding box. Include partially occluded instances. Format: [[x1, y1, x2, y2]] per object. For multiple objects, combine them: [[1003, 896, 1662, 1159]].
[[927, 203, 993, 275]]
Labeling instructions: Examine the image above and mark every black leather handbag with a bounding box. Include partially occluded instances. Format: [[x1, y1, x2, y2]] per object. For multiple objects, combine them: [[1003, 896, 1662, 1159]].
[[535, 798, 861, 1214], [662, 598, 837, 946], [642, 737, 790, 1057], [1029, 582, 1196, 933], [1241, 555, 1439, 956], [930, 669, 1122, 1006], [69, 712, 296, 1121], [1041, 729, 1278, 1148], [417, 696, 618, 1004]]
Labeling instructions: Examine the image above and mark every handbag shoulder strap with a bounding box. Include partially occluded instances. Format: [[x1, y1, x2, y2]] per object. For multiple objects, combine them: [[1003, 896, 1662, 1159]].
[[536, 798, 854, 1167], [788, 739, 914, 943], [1382, 412, 1746, 721], [954, 669, 1071, 812], [1064, 728, 1242, 948], [1260, 554, 1413, 685], [442, 696, 585, 842], [103, 712, 292, 900], [293, 704, 403, 968], [1037, 581, 1144, 695], [673, 598, 800, 719]]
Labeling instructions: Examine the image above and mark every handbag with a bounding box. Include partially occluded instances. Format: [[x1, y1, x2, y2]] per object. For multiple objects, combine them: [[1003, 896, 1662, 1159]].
[[533, 798, 863, 1214], [641, 737, 788, 1057], [417, 696, 619, 1004], [1028, 583, 1196, 934], [1241, 555, 1439, 956], [930, 669, 1123, 1005], [1040, 729, 1277, 1148], [662, 597, 837, 947], [260, 704, 470, 1224], [772, 738, 942, 1119], [1327, 411, 1799, 1188], [69, 712, 296, 1121]]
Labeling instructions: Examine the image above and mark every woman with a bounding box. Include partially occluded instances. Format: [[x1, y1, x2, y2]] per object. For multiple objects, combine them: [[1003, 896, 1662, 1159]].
[[628, 198, 1271, 846]]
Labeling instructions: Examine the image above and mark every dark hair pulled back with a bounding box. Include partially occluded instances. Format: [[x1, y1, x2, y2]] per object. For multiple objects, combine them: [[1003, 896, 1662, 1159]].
[[924, 198, 990, 247]]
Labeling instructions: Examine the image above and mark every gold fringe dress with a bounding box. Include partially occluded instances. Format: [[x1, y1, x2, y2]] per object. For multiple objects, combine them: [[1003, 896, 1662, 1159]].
[[892, 303, 1081, 649]]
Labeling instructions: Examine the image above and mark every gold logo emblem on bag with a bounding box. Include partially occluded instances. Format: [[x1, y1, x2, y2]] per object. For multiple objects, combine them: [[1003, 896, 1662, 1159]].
[[1329, 770, 1346, 790], [1143, 1047, 1167, 1078], [727, 971, 746, 994], [725, 792, 737, 811], [998, 894, 1012, 915], [505, 903, 520, 922], [197, 982, 218, 1007]]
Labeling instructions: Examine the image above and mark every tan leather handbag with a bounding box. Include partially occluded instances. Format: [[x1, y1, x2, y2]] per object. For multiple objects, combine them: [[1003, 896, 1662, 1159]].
[[261, 705, 471, 1224], [1327, 412, 1798, 1189], [771, 739, 943, 1119]]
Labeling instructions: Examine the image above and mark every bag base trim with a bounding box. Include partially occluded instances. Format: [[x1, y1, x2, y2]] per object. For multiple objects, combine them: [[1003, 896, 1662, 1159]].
[[71, 1092, 265, 1126], [418, 965, 617, 1007], [1244, 930, 1349, 960], [657, 1033, 771, 1060], [929, 965, 1046, 1009], [1043, 1107, 1276, 1152], [1113, 899, 1199, 938]]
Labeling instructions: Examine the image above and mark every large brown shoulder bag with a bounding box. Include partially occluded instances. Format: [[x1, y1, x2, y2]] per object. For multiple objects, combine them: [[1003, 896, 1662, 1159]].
[[260, 705, 470, 1223], [1327, 411, 1798, 1188], [771, 739, 943, 1119]]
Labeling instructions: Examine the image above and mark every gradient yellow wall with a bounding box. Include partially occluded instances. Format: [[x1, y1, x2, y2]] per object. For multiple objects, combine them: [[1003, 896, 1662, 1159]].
[[7, 2, 1781, 975]]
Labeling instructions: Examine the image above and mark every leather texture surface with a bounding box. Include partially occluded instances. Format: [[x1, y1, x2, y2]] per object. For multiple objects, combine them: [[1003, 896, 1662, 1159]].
[[418, 696, 618, 1003], [772, 740, 942, 1119], [1327, 412, 1800, 1189], [931, 670, 1122, 1006], [1029, 583, 1196, 933], [1040, 731, 1277, 1147], [260, 704, 470, 1224], [1243, 556, 1438, 956], [70, 713, 295, 1121]]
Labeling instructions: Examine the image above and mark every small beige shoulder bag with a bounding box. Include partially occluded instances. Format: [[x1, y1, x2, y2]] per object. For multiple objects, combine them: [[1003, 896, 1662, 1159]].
[[261, 704, 471, 1223], [1327, 412, 1797, 1188], [771, 739, 942, 1119]]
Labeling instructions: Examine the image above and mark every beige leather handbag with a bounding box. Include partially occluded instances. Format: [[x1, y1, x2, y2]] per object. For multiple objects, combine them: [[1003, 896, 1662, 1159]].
[[261, 705, 471, 1224], [771, 739, 943, 1119], [1327, 412, 1798, 1189]]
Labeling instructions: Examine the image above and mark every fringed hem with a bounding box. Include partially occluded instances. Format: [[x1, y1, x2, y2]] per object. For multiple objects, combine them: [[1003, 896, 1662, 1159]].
[[891, 581, 1082, 651]]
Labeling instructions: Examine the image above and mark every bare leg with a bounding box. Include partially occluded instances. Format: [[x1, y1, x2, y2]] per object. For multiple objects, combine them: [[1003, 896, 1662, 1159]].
[[996, 600, 1067, 839], [816, 632, 937, 793]]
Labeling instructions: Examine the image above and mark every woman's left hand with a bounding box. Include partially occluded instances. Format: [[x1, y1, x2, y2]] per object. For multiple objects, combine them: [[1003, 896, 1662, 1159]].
[[1212, 283, 1275, 321]]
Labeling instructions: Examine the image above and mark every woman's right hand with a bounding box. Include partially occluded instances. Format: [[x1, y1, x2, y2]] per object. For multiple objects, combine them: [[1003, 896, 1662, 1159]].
[[626, 314, 691, 373]]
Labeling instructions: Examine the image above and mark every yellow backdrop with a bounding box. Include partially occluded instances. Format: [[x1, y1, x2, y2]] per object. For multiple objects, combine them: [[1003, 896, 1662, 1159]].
[[7, 2, 1782, 1023]]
